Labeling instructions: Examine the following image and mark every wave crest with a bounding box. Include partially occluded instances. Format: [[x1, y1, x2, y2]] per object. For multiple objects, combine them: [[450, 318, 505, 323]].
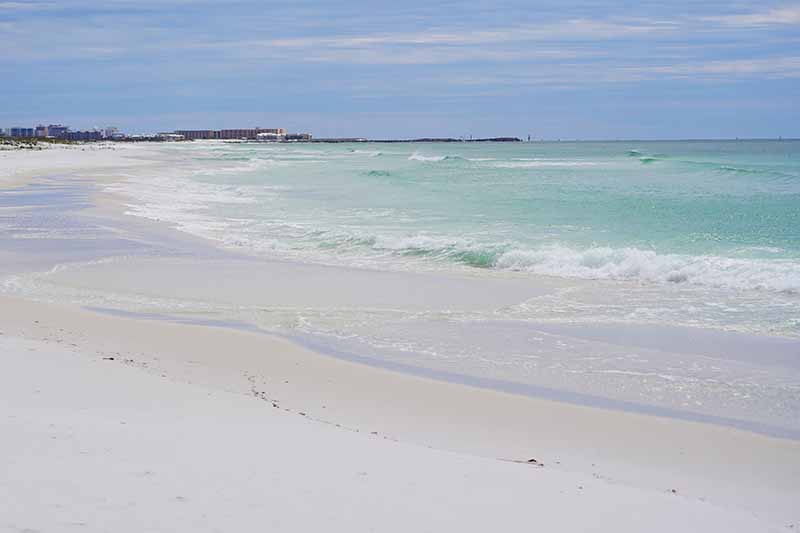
[[364, 236, 800, 293], [408, 152, 448, 162], [490, 160, 598, 168], [495, 245, 800, 293]]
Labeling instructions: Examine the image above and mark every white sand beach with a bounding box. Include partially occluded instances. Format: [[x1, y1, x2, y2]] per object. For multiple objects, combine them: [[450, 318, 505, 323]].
[[0, 143, 159, 189], [1, 143, 799, 532]]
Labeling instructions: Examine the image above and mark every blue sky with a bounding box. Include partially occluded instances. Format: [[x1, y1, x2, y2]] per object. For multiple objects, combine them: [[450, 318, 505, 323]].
[[2, 0, 799, 138]]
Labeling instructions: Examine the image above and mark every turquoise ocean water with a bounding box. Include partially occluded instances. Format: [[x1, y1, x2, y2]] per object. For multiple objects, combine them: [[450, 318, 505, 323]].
[[114, 139, 800, 335]]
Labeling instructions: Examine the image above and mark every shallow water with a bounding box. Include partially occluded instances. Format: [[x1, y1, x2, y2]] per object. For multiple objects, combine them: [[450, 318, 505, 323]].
[[107, 140, 800, 336]]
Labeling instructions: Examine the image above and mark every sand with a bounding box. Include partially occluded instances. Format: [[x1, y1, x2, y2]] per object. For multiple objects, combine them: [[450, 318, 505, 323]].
[[1, 143, 798, 531], [0, 142, 160, 189], [6, 329, 787, 533]]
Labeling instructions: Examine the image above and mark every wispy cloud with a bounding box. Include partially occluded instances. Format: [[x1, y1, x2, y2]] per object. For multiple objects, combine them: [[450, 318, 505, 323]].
[[265, 18, 674, 50], [419, 55, 800, 91], [289, 46, 585, 66], [707, 5, 800, 27], [0, 1, 54, 10], [645, 56, 800, 79], [182, 18, 671, 67]]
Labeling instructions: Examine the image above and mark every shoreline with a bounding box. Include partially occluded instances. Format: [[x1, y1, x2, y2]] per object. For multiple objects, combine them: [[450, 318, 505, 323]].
[[84, 302, 800, 440], [289, 327, 800, 441], [3, 293, 799, 526], [4, 320, 790, 532], [2, 143, 799, 528]]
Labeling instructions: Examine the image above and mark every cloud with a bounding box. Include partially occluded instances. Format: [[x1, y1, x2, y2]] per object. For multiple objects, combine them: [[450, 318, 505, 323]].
[[188, 18, 670, 67], [0, 0, 205, 9], [707, 6, 800, 26], [645, 57, 800, 79], [0, 1, 29, 8], [265, 18, 673, 50], [2, 2, 798, 88], [0, 1, 54, 9], [421, 56, 800, 91]]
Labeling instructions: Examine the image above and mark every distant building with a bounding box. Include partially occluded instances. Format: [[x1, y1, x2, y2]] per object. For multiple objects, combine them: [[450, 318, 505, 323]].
[[174, 127, 288, 141], [175, 130, 218, 140], [33, 124, 72, 138], [285, 133, 312, 141], [256, 132, 284, 141], [64, 130, 103, 141], [48, 124, 69, 138], [218, 129, 259, 140], [157, 133, 185, 141], [10, 127, 35, 138]]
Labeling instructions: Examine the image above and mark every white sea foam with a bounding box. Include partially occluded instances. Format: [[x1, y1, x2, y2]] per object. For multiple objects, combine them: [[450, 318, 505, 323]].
[[191, 158, 287, 176], [372, 234, 478, 253], [408, 152, 447, 162], [350, 150, 383, 157], [104, 174, 260, 243], [358, 233, 800, 293], [495, 245, 800, 294], [735, 246, 786, 255], [490, 160, 598, 168]]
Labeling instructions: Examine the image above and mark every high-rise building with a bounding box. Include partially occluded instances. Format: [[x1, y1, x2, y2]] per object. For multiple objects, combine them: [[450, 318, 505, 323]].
[[175, 130, 218, 140], [258, 128, 286, 135], [256, 132, 284, 141], [35, 125, 48, 137], [218, 129, 259, 139], [157, 133, 186, 141], [174, 127, 288, 140], [64, 130, 103, 141], [48, 125, 69, 138], [10, 127, 35, 138]]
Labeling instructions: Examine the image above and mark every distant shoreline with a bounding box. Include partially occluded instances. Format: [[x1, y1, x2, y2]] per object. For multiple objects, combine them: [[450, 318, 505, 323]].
[[4, 136, 798, 147], [306, 137, 523, 143]]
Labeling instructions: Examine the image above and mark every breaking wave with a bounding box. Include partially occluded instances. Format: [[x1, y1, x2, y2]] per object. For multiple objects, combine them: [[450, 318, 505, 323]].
[[490, 160, 599, 168], [408, 152, 447, 162], [350, 149, 383, 157], [493, 244, 800, 294], [358, 236, 800, 294], [407, 152, 468, 162], [406, 153, 598, 167], [191, 157, 286, 175]]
